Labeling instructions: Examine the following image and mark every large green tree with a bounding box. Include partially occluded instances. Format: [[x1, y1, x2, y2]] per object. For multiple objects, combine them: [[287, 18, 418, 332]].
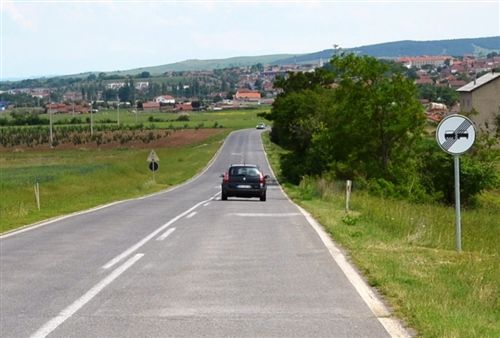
[[267, 54, 425, 187]]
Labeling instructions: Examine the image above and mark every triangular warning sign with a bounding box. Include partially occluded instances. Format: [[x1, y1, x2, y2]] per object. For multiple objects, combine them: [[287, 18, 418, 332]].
[[147, 150, 160, 162]]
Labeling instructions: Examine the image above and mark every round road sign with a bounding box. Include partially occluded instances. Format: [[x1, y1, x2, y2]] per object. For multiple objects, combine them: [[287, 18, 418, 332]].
[[149, 161, 159, 172], [436, 114, 475, 155]]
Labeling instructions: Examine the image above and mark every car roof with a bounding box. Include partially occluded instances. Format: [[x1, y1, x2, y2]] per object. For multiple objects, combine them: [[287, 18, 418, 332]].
[[230, 164, 258, 168]]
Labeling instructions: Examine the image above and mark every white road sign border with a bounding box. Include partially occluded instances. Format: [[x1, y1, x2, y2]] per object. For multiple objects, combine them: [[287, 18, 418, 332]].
[[436, 114, 475, 155]]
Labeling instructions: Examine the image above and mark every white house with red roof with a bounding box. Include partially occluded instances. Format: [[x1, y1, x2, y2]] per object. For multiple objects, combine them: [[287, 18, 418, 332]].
[[155, 95, 176, 104]]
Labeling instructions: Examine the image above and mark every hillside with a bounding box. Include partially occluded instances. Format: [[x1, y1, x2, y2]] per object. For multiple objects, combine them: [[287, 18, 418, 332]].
[[5, 36, 500, 81], [93, 36, 500, 76], [275, 36, 500, 65], [99, 55, 294, 77]]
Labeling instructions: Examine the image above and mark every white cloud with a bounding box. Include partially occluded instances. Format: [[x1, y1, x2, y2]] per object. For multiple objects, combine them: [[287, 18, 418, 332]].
[[2, 0, 37, 31]]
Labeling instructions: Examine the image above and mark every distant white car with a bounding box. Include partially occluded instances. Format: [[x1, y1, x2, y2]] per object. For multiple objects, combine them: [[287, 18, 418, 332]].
[[256, 123, 266, 129]]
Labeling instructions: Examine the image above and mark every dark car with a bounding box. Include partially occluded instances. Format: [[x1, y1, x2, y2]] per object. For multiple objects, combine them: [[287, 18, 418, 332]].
[[221, 164, 269, 201]]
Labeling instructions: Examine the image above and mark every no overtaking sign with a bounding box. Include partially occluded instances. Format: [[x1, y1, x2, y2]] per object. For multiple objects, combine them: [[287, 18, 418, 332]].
[[435, 114, 476, 252], [436, 114, 475, 155]]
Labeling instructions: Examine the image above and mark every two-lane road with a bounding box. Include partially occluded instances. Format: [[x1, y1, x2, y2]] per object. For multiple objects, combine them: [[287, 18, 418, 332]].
[[1, 129, 406, 337]]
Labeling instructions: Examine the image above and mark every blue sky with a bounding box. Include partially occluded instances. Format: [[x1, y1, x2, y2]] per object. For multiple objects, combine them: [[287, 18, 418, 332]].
[[1, 0, 499, 79]]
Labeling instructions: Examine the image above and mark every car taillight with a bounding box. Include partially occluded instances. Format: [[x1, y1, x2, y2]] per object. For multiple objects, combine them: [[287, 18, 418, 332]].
[[223, 173, 229, 183], [259, 173, 265, 184]]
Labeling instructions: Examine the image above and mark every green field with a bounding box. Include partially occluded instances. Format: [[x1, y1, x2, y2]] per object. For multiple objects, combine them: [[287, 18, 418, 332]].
[[0, 109, 268, 232], [41, 109, 269, 130], [263, 133, 499, 338]]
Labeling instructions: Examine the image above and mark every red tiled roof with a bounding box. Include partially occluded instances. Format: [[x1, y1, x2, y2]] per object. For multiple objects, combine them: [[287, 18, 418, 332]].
[[235, 89, 261, 100], [143, 102, 160, 109]]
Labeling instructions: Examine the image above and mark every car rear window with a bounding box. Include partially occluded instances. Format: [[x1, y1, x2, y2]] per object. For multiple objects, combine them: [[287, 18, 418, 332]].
[[229, 167, 260, 176]]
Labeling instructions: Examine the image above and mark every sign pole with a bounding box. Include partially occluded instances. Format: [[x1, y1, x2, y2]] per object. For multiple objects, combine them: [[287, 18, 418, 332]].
[[436, 114, 475, 252], [454, 155, 462, 252]]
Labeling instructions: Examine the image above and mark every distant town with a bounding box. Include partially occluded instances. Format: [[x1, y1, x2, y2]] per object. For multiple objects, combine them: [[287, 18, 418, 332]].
[[1, 52, 499, 130]]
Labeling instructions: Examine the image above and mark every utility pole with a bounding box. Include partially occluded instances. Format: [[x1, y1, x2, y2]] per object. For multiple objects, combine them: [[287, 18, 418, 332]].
[[90, 101, 94, 136], [117, 96, 120, 126], [48, 103, 53, 147]]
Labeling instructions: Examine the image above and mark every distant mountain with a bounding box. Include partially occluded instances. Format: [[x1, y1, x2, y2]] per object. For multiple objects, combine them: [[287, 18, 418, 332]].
[[275, 36, 500, 65], [104, 36, 500, 76], [7, 36, 500, 81]]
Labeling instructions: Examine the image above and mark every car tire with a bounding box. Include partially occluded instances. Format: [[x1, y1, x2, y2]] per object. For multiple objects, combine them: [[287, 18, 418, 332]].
[[260, 193, 266, 202], [221, 192, 227, 200]]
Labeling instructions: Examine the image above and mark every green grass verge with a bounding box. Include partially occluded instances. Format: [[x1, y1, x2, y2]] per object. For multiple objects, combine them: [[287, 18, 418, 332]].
[[262, 132, 499, 338], [0, 131, 227, 232]]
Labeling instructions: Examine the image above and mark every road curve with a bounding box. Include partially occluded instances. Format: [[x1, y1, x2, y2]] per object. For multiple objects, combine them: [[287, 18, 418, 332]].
[[1, 129, 403, 337]]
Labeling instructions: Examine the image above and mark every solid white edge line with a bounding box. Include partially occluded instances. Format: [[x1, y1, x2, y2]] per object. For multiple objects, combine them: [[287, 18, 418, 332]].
[[230, 212, 301, 217], [102, 192, 219, 269], [260, 132, 411, 338], [186, 211, 197, 219], [157, 227, 176, 241], [30, 253, 144, 338]]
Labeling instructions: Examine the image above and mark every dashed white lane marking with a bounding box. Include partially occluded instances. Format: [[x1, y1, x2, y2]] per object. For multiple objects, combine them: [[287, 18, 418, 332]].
[[230, 213, 301, 217], [30, 254, 144, 338], [157, 227, 176, 241], [102, 192, 219, 269], [186, 212, 197, 219]]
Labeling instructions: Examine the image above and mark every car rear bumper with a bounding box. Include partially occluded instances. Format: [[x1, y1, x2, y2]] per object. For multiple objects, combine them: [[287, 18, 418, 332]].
[[222, 185, 266, 197]]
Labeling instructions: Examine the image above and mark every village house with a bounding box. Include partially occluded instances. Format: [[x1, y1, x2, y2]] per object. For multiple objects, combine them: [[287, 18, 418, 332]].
[[142, 101, 160, 110], [175, 102, 193, 111], [397, 55, 453, 68], [457, 71, 500, 133], [46, 103, 89, 114], [234, 89, 261, 102], [105, 82, 126, 90], [63, 91, 83, 102], [155, 95, 176, 105]]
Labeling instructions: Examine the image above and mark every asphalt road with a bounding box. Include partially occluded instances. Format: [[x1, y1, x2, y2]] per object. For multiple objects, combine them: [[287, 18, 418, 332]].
[[1, 129, 404, 337]]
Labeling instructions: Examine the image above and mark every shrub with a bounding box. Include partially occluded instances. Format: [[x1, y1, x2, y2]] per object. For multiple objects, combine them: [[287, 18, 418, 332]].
[[177, 113, 190, 121], [419, 140, 498, 205]]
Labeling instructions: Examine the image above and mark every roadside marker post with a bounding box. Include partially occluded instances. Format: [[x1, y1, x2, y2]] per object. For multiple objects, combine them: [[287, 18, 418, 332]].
[[345, 180, 352, 213], [34, 181, 40, 210], [436, 114, 475, 252]]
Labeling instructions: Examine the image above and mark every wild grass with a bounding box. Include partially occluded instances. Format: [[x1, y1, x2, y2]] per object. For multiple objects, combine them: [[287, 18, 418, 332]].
[[0, 132, 227, 232], [262, 132, 500, 338]]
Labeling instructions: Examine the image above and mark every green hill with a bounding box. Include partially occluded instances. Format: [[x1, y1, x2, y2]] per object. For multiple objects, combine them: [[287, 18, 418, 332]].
[[275, 36, 500, 65], [6, 36, 500, 82], [104, 55, 294, 76]]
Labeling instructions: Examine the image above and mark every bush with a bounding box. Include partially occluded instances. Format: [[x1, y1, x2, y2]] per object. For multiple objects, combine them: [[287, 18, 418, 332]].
[[419, 140, 498, 205], [177, 113, 190, 121]]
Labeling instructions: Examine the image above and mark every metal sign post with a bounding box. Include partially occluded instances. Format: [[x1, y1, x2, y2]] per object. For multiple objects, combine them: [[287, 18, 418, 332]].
[[453, 156, 461, 251], [436, 114, 475, 252], [147, 150, 160, 183]]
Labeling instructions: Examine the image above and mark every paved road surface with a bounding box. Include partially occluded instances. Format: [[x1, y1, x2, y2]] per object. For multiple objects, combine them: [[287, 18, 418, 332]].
[[1, 129, 404, 337]]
